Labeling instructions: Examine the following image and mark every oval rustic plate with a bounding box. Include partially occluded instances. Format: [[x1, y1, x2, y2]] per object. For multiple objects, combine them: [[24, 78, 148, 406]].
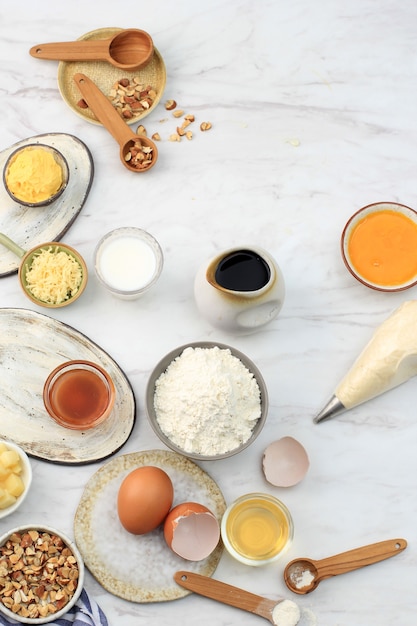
[[0, 133, 93, 277], [74, 450, 225, 603], [0, 308, 136, 464], [58, 27, 166, 126]]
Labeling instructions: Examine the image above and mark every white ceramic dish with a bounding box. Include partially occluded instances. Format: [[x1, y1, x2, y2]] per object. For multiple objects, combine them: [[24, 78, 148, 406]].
[[0, 133, 93, 277], [74, 449, 226, 603], [0, 439, 32, 520], [0, 308, 136, 465]]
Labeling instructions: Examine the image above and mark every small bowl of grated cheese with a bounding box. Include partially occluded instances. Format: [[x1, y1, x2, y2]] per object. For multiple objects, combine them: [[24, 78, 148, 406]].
[[18, 242, 88, 308], [0, 233, 87, 308], [146, 341, 268, 461]]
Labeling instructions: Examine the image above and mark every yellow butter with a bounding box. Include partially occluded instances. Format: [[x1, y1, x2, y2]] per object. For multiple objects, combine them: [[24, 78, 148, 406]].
[[6, 147, 63, 203]]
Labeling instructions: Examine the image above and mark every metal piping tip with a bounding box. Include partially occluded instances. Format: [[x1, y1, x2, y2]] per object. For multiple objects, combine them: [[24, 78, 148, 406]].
[[313, 395, 346, 424]]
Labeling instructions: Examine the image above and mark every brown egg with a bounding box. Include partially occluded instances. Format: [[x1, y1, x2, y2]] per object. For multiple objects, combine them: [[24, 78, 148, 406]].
[[262, 437, 310, 487], [117, 466, 174, 534], [164, 502, 220, 560]]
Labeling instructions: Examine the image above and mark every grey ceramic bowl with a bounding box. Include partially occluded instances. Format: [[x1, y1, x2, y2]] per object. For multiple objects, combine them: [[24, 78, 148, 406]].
[[146, 341, 268, 461], [0, 524, 84, 623]]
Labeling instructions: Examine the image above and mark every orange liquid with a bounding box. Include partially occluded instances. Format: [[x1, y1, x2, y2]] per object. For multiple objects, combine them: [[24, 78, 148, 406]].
[[348, 210, 417, 285], [49, 368, 110, 426]]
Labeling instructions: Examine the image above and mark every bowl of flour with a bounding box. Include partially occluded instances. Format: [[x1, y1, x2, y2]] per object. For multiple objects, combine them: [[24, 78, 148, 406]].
[[146, 342, 268, 460]]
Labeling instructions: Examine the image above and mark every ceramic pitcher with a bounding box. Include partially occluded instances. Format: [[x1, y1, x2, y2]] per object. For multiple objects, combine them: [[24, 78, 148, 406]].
[[194, 246, 285, 334]]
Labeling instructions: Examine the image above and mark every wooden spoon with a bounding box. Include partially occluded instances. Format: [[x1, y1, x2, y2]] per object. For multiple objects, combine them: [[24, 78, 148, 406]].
[[29, 29, 153, 71], [284, 538, 407, 594], [73, 73, 157, 173], [174, 571, 299, 625]]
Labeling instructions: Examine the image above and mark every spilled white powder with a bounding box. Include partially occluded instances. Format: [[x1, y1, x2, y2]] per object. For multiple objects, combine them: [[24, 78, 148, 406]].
[[272, 599, 301, 626], [153, 346, 261, 455]]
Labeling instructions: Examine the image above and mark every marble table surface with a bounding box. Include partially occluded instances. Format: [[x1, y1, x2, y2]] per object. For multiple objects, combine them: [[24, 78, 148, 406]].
[[0, 1, 416, 624]]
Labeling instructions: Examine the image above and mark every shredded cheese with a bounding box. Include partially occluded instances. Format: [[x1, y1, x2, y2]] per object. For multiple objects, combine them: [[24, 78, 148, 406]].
[[24, 246, 83, 304]]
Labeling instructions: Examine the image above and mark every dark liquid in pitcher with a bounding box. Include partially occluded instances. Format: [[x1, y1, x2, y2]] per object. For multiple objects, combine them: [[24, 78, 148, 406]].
[[215, 250, 271, 292]]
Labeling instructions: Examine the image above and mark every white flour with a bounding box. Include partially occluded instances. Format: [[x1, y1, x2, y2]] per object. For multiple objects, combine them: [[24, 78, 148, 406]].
[[153, 346, 261, 455], [272, 599, 300, 626]]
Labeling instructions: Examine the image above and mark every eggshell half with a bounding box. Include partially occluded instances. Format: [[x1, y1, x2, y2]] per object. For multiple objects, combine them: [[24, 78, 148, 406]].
[[164, 502, 220, 561], [262, 437, 310, 487], [117, 466, 174, 534]]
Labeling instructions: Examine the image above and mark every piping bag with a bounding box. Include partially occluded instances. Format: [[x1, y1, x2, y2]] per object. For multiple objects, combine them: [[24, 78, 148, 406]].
[[314, 301, 417, 423]]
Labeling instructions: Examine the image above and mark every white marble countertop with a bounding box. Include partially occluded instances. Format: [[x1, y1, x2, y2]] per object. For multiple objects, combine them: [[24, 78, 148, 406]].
[[0, 1, 416, 624]]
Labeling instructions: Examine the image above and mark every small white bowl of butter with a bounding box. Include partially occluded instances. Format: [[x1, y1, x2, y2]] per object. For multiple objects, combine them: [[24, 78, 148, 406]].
[[0, 439, 32, 519], [94, 227, 164, 299]]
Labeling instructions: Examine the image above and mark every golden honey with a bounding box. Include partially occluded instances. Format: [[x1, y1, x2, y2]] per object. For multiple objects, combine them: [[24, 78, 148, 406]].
[[222, 493, 293, 564]]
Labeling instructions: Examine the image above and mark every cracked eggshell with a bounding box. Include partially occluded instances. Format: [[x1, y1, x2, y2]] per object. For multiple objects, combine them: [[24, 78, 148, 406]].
[[164, 502, 220, 561], [262, 437, 309, 487]]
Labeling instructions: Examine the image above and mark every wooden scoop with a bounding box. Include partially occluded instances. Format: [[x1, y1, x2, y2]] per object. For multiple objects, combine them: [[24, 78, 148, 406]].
[[73, 73, 157, 173], [174, 571, 299, 625], [284, 538, 407, 594], [29, 29, 153, 71]]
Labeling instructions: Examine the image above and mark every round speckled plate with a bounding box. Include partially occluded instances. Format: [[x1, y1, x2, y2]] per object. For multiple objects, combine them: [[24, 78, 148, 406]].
[[58, 27, 166, 126], [74, 450, 226, 603]]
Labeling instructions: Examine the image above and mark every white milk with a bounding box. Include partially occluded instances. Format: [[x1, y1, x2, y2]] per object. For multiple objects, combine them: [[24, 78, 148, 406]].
[[98, 236, 157, 291]]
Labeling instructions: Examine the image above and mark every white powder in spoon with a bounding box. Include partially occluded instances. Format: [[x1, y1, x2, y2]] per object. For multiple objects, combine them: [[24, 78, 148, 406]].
[[272, 599, 301, 626]]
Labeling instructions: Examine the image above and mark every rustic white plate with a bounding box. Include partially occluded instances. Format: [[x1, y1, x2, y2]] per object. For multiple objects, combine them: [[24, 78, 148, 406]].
[[0, 308, 136, 464], [0, 133, 93, 277], [74, 450, 226, 603], [58, 27, 166, 126]]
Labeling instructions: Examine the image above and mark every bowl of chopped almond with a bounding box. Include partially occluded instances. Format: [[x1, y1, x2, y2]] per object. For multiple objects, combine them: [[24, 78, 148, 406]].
[[0, 525, 85, 623]]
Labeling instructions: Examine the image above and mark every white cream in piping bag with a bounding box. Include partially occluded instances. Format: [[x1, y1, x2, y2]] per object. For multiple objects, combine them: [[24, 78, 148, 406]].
[[314, 301, 417, 423]]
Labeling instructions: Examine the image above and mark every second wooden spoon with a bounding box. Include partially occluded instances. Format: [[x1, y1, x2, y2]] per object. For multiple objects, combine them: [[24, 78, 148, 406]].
[[284, 538, 407, 594], [73, 73, 157, 173]]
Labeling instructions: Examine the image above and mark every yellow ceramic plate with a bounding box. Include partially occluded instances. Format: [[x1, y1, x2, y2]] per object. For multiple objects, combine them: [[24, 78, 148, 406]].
[[57, 27, 166, 126], [74, 450, 226, 603]]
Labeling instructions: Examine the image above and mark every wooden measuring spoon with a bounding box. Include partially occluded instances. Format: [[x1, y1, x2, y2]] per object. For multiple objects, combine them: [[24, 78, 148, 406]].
[[174, 571, 300, 625], [73, 73, 157, 173], [284, 538, 407, 594], [30, 29, 153, 71]]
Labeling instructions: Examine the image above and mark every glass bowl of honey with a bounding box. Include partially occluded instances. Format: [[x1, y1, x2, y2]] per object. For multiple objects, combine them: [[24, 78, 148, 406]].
[[220, 493, 294, 566], [43, 360, 115, 430]]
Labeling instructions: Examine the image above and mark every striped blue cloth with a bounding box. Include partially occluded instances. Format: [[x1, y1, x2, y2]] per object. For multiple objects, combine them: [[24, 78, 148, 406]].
[[0, 589, 109, 626]]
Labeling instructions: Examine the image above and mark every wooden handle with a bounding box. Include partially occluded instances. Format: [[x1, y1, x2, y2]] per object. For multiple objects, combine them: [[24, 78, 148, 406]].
[[174, 571, 277, 622], [29, 40, 110, 62], [314, 538, 407, 580], [73, 73, 135, 147]]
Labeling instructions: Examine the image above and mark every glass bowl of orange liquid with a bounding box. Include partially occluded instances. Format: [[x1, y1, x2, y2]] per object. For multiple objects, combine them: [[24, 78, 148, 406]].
[[43, 360, 115, 430], [341, 201, 417, 292]]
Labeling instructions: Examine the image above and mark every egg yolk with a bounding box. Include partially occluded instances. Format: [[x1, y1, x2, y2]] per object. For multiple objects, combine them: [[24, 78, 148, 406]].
[[347, 210, 417, 286]]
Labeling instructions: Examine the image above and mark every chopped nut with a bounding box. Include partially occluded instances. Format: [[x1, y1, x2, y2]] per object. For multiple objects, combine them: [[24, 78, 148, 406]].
[[200, 122, 212, 131], [184, 114, 195, 122], [151, 132, 161, 141], [108, 79, 157, 119], [0, 530, 79, 619], [76, 98, 88, 109], [164, 99, 177, 110], [177, 126, 186, 137], [124, 140, 154, 170], [136, 125, 147, 136], [169, 133, 181, 142], [172, 109, 185, 118], [185, 131, 193, 140]]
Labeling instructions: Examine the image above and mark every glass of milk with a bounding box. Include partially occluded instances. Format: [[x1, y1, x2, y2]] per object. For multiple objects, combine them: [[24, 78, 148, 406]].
[[94, 227, 163, 299]]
